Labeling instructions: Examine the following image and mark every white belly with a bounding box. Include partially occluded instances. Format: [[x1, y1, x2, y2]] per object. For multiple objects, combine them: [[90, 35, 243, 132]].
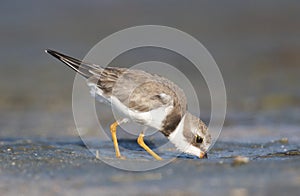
[[110, 96, 173, 130]]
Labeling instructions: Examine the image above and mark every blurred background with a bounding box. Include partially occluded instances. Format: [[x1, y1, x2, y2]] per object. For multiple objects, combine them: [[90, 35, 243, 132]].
[[0, 0, 299, 140]]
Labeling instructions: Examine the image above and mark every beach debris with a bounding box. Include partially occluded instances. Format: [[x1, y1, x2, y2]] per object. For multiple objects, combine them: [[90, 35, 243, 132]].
[[232, 156, 250, 166], [279, 137, 288, 144], [96, 150, 100, 159]]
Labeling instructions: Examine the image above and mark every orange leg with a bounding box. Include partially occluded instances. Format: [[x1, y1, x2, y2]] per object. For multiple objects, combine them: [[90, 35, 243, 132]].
[[110, 121, 126, 159], [137, 133, 162, 160]]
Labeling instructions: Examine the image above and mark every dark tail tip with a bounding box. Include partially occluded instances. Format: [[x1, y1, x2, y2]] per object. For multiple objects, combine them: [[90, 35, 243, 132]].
[[44, 49, 91, 78], [45, 49, 62, 59], [44, 49, 54, 54]]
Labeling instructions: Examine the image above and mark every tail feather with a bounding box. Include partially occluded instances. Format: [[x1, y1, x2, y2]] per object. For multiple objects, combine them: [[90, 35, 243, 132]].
[[45, 49, 98, 78]]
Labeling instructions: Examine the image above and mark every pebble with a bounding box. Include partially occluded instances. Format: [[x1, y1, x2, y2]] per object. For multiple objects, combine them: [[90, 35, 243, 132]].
[[232, 156, 249, 166], [279, 137, 289, 144]]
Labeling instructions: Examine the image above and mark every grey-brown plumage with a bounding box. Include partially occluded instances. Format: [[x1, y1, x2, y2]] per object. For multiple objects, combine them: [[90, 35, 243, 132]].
[[46, 49, 186, 135]]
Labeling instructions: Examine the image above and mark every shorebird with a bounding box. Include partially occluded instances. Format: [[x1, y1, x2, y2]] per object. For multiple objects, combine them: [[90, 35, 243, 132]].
[[46, 49, 211, 160]]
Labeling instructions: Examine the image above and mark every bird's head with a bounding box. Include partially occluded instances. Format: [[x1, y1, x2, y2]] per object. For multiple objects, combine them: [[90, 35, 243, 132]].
[[168, 112, 211, 158]]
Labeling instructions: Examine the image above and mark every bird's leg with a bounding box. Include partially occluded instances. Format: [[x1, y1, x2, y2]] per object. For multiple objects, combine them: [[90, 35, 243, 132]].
[[110, 119, 127, 159], [137, 132, 162, 160]]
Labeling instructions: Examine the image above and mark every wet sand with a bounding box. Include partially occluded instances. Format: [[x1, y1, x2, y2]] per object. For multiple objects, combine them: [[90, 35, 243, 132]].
[[0, 133, 300, 195]]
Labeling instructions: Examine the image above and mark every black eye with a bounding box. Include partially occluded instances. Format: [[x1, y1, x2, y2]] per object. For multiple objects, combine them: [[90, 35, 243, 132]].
[[196, 135, 203, 144]]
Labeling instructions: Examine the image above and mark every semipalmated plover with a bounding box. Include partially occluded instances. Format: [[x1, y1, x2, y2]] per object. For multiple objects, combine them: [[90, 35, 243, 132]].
[[46, 49, 211, 160]]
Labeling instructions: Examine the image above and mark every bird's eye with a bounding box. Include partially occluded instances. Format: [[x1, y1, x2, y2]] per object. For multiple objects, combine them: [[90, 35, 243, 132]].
[[195, 135, 203, 144]]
